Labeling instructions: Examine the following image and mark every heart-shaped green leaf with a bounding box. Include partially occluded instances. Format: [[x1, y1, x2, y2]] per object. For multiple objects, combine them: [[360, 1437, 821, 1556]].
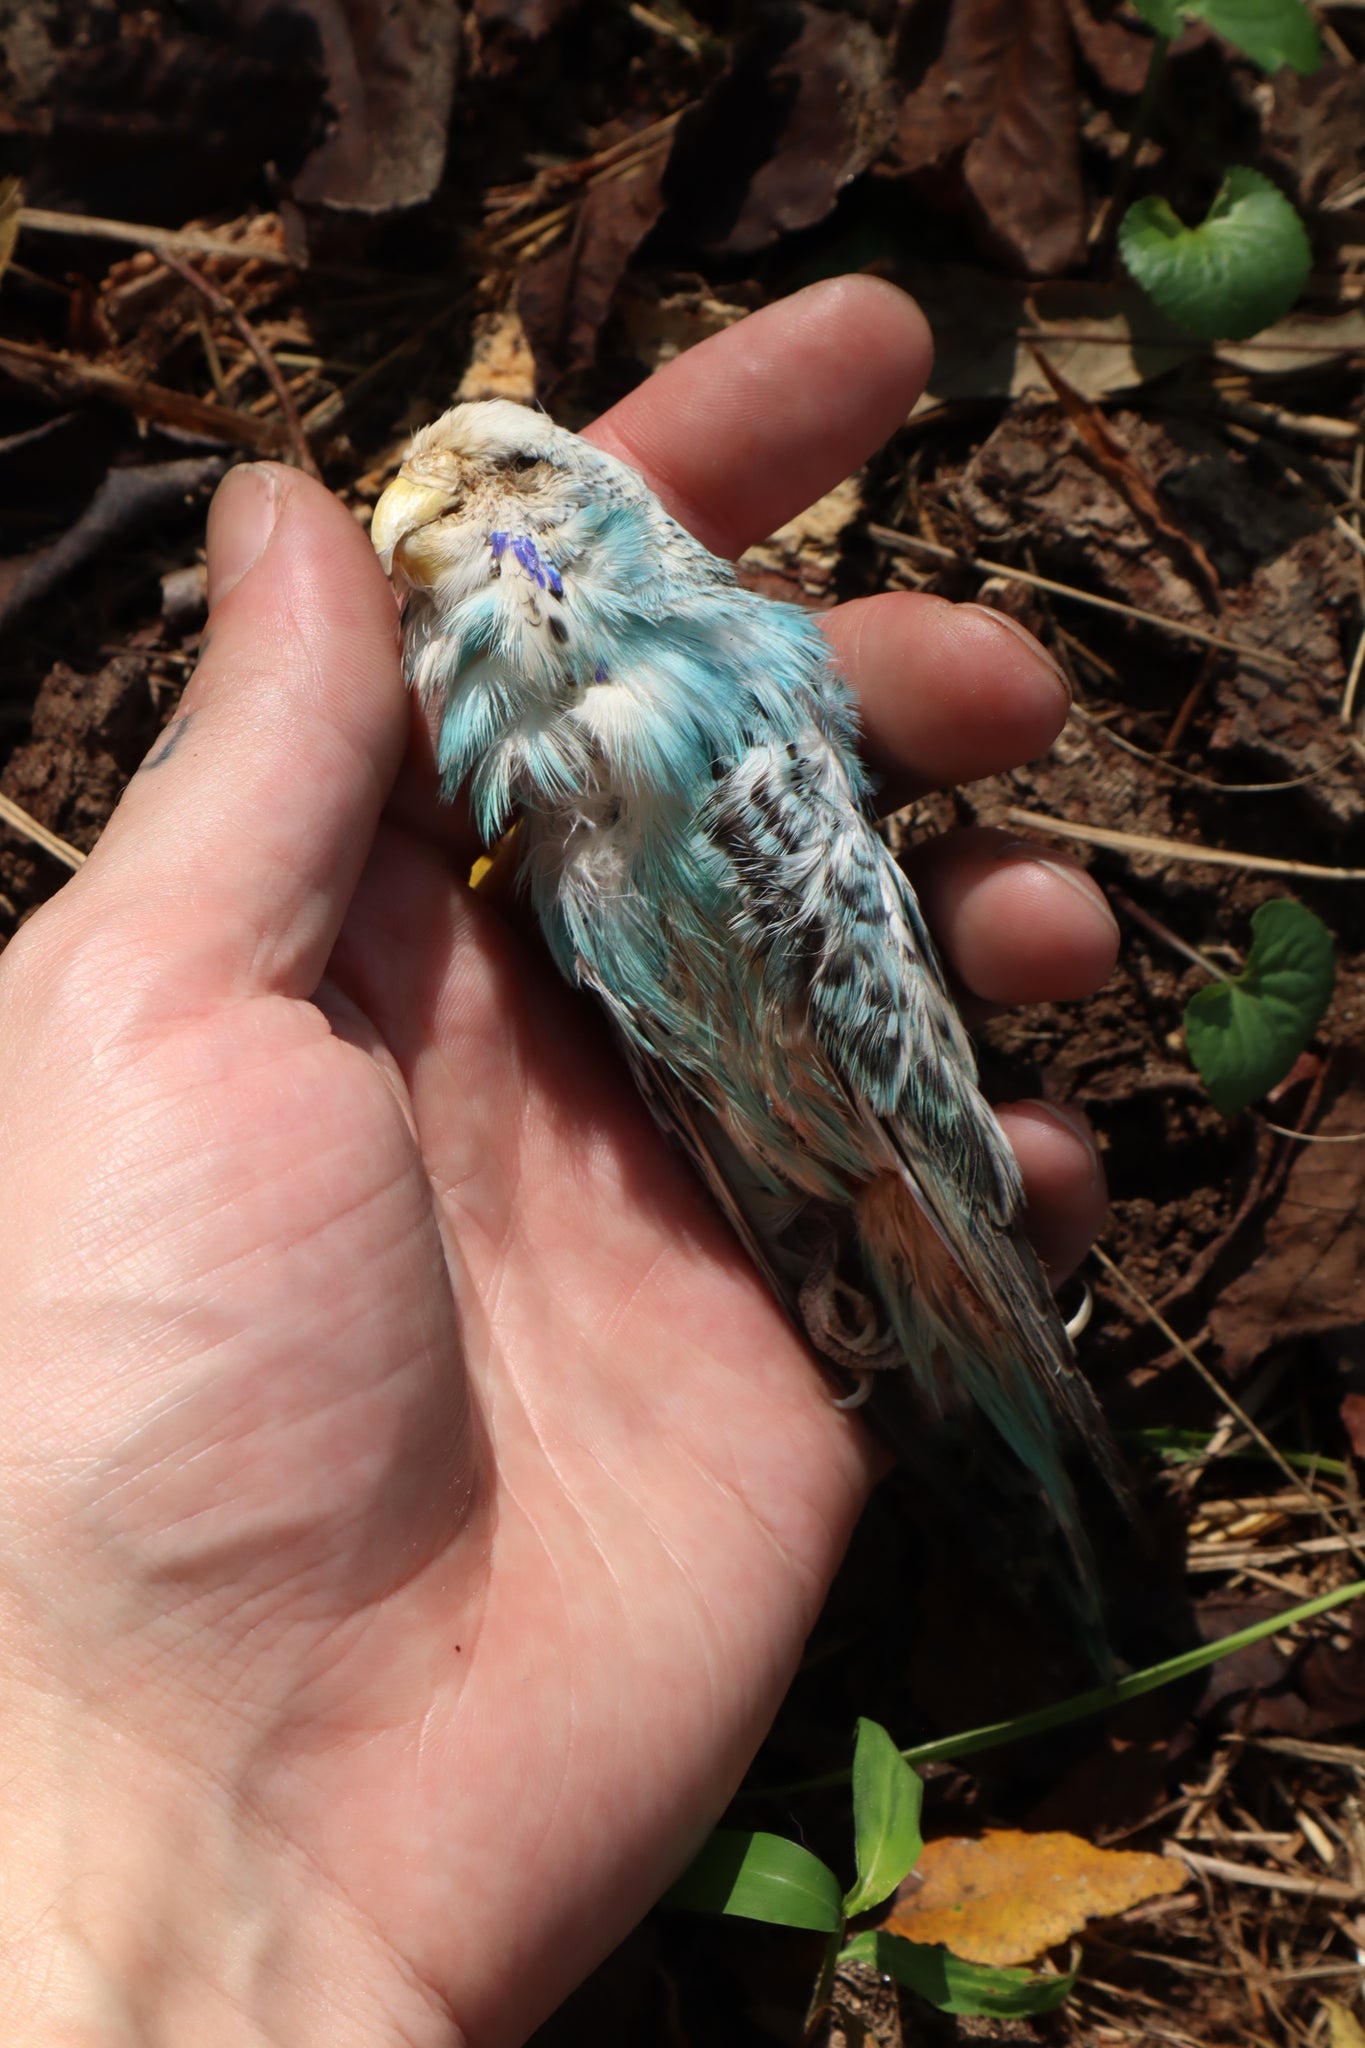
[[1127, 0, 1320, 72], [664, 1828, 844, 1931], [1128, 0, 1183, 31], [840, 1932, 1075, 2017], [1192, 0, 1320, 73], [1184, 898, 1334, 1116], [1120, 168, 1312, 339], [843, 1717, 925, 1915]]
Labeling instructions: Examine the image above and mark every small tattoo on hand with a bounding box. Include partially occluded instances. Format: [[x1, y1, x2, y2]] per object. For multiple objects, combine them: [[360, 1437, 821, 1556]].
[[142, 711, 195, 771]]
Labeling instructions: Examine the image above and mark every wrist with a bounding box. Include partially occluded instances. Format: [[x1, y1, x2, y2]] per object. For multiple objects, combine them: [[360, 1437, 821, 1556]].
[[0, 1681, 453, 2048]]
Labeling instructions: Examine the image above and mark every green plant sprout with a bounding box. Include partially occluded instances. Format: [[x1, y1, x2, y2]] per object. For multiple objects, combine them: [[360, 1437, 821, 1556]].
[[1114, 0, 1320, 339], [667, 1577, 1365, 2026], [1183, 898, 1334, 1114], [666, 1717, 1073, 2026]]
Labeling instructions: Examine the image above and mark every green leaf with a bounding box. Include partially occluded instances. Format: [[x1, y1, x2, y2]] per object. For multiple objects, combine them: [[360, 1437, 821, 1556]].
[[664, 1829, 844, 1932], [1187, 0, 1321, 74], [841, 1932, 1075, 2017], [843, 1717, 925, 1915], [1120, 168, 1312, 339], [1127, 0, 1320, 71], [1128, 0, 1182, 30], [1184, 898, 1334, 1115]]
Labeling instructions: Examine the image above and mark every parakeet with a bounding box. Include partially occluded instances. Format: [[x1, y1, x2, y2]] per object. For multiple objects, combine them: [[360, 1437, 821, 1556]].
[[370, 398, 1115, 1578]]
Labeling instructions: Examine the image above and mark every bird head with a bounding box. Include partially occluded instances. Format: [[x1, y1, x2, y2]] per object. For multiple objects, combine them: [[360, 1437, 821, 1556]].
[[370, 400, 582, 592]]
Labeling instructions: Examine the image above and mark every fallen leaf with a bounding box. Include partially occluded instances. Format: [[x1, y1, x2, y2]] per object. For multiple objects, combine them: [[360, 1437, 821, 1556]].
[[1208, 1057, 1365, 1375], [663, 4, 894, 256], [614, 278, 753, 374], [1062, 0, 1154, 94], [905, 266, 1365, 412], [1194, 1591, 1365, 1744], [40, 16, 328, 223], [883, 1831, 1186, 1967], [518, 147, 667, 385], [893, 0, 1085, 277], [283, 0, 462, 214], [738, 476, 862, 606], [1323, 1997, 1365, 2048], [0, 176, 20, 285]]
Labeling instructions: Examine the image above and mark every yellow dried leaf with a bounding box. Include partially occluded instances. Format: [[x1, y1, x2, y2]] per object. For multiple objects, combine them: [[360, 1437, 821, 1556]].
[[0, 177, 21, 285], [882, 1830, 1187, 1968], [1323, 1998, 1365, 2048]]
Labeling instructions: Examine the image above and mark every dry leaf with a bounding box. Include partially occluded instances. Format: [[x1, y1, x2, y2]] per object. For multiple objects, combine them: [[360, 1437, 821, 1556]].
[[739, 476, 863, 606], [882, 1830, 1186, 1967], [518, 148, 667, 385], [1323, 1998, 1365, 2048], [908, 267, 1365, 411], [1061, 0, 1152, 95], [894, 0, 1085, 278], [0, 176, 20, 285], [663, 4, 894, 256], [283, 0, 462, 215], [1208, 1058, 1365, 1377]]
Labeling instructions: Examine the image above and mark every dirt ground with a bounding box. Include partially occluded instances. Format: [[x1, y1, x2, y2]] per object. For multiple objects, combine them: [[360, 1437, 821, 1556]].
[[2, 3, 1365, 2042]]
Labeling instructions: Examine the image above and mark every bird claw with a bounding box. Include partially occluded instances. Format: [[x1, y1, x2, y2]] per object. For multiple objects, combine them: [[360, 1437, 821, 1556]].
[[1064, 1283, 1093, 1344]]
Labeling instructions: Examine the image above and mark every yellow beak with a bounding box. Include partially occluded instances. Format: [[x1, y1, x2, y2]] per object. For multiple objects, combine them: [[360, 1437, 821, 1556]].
[[370, 473, 454, 577]]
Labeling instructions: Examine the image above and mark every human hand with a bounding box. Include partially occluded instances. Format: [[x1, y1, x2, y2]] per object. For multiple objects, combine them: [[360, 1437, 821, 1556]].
[[0, 279, 1115, 2047]]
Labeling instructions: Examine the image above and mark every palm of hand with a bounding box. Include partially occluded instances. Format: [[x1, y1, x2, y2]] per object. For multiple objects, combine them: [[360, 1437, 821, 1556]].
[[0, 282, 1113, 2048], [4, 824, 861, 2044]]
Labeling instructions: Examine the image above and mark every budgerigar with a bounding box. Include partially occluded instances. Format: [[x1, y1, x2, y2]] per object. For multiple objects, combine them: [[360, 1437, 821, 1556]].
[[370, 399, 1115, 1578]]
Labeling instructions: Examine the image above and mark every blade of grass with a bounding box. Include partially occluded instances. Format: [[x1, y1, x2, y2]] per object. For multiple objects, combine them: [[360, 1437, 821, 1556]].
[[756, 1577, 1365, 1797]]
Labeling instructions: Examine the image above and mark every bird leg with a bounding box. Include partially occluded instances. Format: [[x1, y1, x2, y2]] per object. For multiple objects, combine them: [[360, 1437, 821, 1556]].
[[798, 1228, 903, 1410]]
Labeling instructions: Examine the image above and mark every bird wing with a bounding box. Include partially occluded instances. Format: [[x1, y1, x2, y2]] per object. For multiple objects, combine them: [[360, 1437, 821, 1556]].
[[709, 732, 1116, 1482]]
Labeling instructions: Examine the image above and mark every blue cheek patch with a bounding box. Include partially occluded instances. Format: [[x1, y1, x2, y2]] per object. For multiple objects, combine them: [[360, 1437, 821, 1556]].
[[489, 530, 564, 601]]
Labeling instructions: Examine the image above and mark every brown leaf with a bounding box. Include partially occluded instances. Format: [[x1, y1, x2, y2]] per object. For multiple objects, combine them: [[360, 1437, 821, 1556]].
[[1208, 1059, 1365, 1377], [0, 177, 20, 286], [893, 0, 1085, 277], [663, 4, 894, 257], [40, 17, 328, 224], [1342, 1392, 1365, 1464], [1061, 0, 1154, 96], [882, 1830, 1186, 1967], [281, 0, 462, 214], [518, 148, 667, 386]]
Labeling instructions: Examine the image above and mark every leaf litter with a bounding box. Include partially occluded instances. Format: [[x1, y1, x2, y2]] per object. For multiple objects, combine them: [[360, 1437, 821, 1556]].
[[2, 2, 1365, 2042]]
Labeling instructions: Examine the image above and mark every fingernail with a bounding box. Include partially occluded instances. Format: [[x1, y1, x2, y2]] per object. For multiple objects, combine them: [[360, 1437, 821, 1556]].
[[207, 464, 280, 607], [958, 603, 1071, 707], [1002, 840, 1121, 943]]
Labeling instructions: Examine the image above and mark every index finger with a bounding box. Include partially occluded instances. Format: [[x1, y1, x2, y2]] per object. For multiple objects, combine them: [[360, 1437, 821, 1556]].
[[585, 277, 932, 558]]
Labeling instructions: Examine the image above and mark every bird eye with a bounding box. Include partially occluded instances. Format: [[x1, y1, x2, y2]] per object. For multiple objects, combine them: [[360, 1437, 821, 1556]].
[[506, 451, 540, 474]]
